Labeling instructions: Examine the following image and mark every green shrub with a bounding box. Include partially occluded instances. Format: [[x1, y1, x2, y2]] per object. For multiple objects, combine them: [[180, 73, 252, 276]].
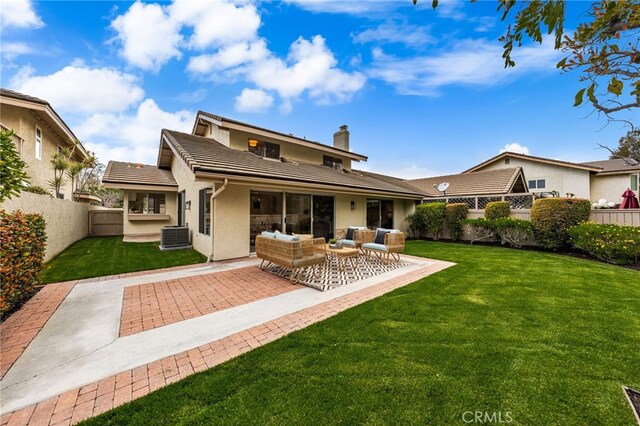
[[405, 209, 428, 239], [23, 185, 52, 196], [493, 218, 533, 248], [0, 210, 47, 319], [484, 201, 511, 220], [530, 198, 591, 250], [462, 218, 497, 244], [569, 222, 640, 265], [446, 203, 469, 241], [417, 202, 447, 240]]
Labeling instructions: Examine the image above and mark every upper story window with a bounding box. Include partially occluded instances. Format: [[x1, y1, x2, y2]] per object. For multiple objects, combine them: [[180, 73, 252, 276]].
[[528, 179, 546, 190], [128, 192, 166, 214], [323, 155, 343, 168], [631, 174, 639, 191], [504, 158, 510, 165], [248, 138, 280, 159], [35, 126, 42, 160]]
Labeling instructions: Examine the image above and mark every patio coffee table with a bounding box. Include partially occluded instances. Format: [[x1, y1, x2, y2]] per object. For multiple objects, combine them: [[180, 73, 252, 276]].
[[325, 245, 359, 271]]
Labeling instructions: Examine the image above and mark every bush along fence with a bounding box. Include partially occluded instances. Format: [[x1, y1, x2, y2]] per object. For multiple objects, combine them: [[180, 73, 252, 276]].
[[0, 210, 47, 319], [412, 196, 640, 265]]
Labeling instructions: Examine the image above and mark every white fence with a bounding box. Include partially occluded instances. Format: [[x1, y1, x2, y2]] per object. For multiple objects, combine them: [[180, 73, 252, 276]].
[[423, 193, 535, 210], [1, 192, 89, 261]]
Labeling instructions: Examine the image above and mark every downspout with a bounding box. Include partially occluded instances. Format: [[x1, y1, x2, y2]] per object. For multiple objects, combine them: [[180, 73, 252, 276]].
[[208, 178, 229, 262]]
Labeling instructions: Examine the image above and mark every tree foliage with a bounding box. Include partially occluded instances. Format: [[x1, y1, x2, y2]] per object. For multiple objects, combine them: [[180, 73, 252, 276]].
[[0, 130, 29, 202], [49, 141, 99, 200], [601, 128, 640, 161], [415, 0, 640, 121]]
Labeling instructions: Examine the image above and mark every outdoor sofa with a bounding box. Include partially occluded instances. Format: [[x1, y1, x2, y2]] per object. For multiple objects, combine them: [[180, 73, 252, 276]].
[[255, 232, 326, 283], [335, 226, 375, 248]]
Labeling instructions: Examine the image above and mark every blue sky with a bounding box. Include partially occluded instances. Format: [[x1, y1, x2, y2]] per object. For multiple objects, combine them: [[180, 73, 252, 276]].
[[1, 0, 633, 178]]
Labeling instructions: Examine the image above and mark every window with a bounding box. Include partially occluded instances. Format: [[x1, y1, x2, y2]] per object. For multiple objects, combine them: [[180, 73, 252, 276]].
[[528, 179, 546, 190], [248, 139, 280, 159], [128, 192, 166, 214], [632, 174, 639, 191], [323, 155, 343, 168], [35, 126, 42, 160], [199, 188, 213, 235], [504, 158, 510, 165]]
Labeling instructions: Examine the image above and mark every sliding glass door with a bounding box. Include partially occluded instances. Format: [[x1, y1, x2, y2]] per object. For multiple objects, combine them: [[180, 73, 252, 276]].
[[313, 195, 334, 240], [250, 191, 283, 251], [366, 199, 394, 229], [285, 194, 311, 235]]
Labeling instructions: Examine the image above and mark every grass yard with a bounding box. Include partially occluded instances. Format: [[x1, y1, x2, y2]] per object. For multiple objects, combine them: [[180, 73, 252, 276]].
[[84, 241, 640, 425], [40, 236, 207, 284]]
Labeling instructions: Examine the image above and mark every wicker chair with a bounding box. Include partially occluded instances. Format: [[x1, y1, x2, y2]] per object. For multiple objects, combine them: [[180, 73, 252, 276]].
[[255, 235, 327, 283], [361, 230, 405, 262], [335, 227, 376, 248]]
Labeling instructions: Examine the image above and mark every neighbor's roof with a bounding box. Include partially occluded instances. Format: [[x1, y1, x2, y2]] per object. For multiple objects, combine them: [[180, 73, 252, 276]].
[[160, 129, 422, 198], [463, 151, 602, 173], [103, 161, 178, 187], [581, 158, 640, 175], [407, 167, 527, 197], [193, 111, 368, 162], [0, 88, 89, 159]]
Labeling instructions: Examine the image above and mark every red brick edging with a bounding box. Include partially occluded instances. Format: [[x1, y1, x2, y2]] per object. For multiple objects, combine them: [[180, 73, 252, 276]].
[[1, 261, 449, 426]]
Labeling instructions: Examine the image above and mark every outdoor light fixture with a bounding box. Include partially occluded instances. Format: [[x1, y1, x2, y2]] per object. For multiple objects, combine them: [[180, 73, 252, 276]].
[[185, 200, 191, 210], [248, 139, 259, 147], [351, 201, 356, 210]]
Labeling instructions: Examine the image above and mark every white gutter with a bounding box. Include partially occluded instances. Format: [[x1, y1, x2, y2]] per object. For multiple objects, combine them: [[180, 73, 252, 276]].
[[208, 178, 229, 262]]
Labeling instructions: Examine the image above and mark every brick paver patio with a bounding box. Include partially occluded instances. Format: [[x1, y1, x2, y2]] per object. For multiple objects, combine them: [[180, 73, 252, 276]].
[[0, 256, 453, 425]]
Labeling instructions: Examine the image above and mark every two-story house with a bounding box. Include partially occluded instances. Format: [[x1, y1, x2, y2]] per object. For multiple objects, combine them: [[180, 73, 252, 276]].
[[102, 111, 423, 261], [0, 89, 90, 200]]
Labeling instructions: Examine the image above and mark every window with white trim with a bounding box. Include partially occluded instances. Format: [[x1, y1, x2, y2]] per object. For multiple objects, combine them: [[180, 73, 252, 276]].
[[631, 174, 639, 191], [35, 126, 42, 160], [528, 179, 546, 190]]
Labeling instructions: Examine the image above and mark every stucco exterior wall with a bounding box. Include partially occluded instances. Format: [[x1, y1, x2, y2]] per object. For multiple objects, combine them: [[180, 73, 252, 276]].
[[590, 174, 637, 203], [477, 158, 591, 199], [212, 185, 250, 261], [1, 192, 89, 261], [122, 191, 177, 237], [335, 194, 367, 228], [1, 104, 74, 198]]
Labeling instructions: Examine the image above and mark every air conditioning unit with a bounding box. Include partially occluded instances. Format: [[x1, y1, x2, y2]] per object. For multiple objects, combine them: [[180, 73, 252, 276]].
[[160, 226, 191, 250]]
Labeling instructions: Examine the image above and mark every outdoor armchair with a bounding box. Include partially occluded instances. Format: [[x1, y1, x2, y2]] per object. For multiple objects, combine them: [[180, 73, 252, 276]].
[[361, 229, 405, 262], [255, 234, 326, 283]]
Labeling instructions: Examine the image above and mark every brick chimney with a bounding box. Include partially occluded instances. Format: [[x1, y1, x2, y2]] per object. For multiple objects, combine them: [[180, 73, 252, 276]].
[[333, 125, 349, 151]]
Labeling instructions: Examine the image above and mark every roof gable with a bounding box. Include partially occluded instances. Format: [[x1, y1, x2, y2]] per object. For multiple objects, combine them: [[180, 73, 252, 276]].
[[407, 167, 528, 197], [463, 151, 602, 173]]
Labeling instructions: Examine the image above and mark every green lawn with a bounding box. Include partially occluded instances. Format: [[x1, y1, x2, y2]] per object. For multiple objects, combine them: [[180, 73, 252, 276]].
[[84, 241, 640, 425], [40, 236, 207, 284]]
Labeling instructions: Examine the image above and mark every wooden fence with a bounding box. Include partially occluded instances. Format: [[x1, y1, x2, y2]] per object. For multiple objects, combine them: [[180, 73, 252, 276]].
[[466, 209, 640, 226], [89, 209, 123, 236]]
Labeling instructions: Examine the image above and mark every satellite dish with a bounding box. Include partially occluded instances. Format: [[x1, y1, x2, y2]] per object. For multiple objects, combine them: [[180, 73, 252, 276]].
[[434, 182, 449, 196]]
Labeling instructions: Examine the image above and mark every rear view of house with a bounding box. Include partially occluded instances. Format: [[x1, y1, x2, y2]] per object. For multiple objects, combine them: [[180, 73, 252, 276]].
[[103, 112, 423, 261]]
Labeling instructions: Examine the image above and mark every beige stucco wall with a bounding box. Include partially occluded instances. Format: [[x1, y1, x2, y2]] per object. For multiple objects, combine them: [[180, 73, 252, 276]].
[[335, 194, 366, 228], [1, 192, 89, 262], [1, 104, 74, 198], [122, 190, 177, 237], [212, 185, 250, 261], [477, 158, 591, 199], [590, 174, 637, 203]]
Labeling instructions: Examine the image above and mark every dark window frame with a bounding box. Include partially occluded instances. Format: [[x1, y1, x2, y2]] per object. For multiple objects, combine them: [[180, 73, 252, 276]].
[[248, 139, 280, 159], [323, 155, 343, 168]]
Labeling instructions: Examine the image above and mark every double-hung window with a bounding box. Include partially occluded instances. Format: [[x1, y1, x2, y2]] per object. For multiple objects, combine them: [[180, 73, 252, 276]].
[[35, 126, 42, 160], [528, 179, 546, 190]]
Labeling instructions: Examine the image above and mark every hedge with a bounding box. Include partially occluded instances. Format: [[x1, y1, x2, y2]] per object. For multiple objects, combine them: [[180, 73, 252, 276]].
[[484, 201, 511, 220], [530, 198, 591, 250], [446, 203, 469, 241], [0, 210, 47, 319], [462, 218, 497, 244], [417, 202, 447, 240], [493, 218, 533, 248], [569, 222, 640, 265]]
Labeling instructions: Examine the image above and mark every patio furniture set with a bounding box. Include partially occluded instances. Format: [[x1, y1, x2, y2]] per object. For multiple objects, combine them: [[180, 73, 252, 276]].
[[255, 226, 406, 284]]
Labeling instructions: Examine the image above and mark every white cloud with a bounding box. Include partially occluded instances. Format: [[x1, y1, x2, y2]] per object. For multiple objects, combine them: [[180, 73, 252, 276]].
[[0, 0, 44, 29], [10, 64, 145, 114], [352, 21, 435, 48], [284, 0, 396, 15], [0, 42, 33, 60], [169, 0, 261, 49], [234, 88, 273, 112], [187, 40, 268, 73], [77, 99, 193, 165], [500, 143, 530, 155], [110, 2, 182, 72], [369, 37, 560, 95]]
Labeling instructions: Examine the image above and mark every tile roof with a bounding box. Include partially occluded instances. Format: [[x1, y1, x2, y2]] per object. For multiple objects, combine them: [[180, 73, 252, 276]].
[[407, 167, 526, 197], [463, 151, 602, 173], [195, 111, 367, 161], [0, 88, 49, 105], [581, 158, 640, 174], [103, 161, 177, 187], [162, 129, 422, 198]]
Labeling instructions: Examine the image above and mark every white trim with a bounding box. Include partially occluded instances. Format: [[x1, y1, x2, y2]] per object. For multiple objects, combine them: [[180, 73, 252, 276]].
[[35, 125, 42, 160]]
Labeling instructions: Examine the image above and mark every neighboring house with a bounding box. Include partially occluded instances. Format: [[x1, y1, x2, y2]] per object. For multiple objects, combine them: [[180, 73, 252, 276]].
[[0, 88, 90, 199], [407, 167, 528, 198], [462, 151, 640, 203], [103, 112, 423, 261]]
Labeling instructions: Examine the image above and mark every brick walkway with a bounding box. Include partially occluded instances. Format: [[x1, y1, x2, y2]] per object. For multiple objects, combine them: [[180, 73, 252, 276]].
[[120, 266, 296, 336], [0, 257, 453, 425]]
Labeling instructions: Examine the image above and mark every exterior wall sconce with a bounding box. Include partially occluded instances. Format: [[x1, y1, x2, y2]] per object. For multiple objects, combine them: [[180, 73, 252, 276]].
[[350, 201, 356, 211], [185, 200, 191, 210]]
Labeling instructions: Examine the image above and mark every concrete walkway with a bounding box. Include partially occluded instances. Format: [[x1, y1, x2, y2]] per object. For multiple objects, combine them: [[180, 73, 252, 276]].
[[0, 255, 454, 424]]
